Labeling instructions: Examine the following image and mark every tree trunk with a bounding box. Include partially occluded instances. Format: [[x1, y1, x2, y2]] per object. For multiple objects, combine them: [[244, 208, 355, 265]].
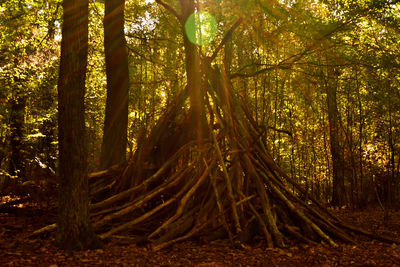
[[100, 0, 129, 170], [56, 0, 99, 250], [9, 86, 26, 178], [180, 0, 206, 142], [325, 70, 346, 207]]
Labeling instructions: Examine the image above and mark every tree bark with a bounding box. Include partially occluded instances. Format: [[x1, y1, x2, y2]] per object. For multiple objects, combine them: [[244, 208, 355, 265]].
[[180, 0, 206, 142], [56, 0, 99, 250], [100, 0, 129, 170], [325, 70, 346, 207]]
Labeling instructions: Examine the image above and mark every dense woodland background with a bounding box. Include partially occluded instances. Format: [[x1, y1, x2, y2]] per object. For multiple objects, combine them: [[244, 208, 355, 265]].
[[1, 0, 400, 250]]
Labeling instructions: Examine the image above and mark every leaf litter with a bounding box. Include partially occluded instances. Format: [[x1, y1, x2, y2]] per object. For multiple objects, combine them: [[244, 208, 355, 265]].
[[1, 195, 400, 266]]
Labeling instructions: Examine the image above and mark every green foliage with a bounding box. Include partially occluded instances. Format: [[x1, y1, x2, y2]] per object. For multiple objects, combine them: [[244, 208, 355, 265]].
[[0, 0, 61, 176]]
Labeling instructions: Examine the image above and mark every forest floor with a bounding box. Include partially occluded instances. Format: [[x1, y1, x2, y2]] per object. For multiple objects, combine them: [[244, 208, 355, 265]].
[[1, 189, 400, 266]]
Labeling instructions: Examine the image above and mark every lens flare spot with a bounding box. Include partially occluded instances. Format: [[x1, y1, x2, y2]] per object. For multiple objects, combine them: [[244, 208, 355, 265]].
[[184, 11, 217, 46]]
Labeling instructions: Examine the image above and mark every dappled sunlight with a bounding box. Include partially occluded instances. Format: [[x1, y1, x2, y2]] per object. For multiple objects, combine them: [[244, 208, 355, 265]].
[[1, 195, 23, 206]]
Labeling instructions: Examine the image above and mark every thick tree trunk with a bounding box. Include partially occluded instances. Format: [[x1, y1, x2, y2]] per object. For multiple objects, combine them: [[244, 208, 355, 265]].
[[56, 0, 99, 250], [180, 0, 206, 142], [326, 72, 346, 207], [100, 0, 129, 170]]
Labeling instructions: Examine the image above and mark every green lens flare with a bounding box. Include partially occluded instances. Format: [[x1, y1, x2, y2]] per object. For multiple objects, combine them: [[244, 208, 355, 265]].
[[184, 11, 217, 46]]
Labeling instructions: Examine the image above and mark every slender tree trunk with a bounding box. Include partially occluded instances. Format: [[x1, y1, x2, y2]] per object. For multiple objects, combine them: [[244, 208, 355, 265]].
[[355, 66, 363, 207], [100, 0, 129, 170], [9, 86, 26, 178], [387, 81, 395, 208], [344, 83, 357, 209], [56, 0, 99, 250], [325, 70, 346, 207]]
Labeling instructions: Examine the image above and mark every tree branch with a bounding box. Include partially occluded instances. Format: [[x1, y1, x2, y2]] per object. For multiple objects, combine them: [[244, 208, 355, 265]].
[[155, 0, 182, 22], [229, 63, 292, 79], [209, 18, 243, 63], [268, 126, 293, 137]]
